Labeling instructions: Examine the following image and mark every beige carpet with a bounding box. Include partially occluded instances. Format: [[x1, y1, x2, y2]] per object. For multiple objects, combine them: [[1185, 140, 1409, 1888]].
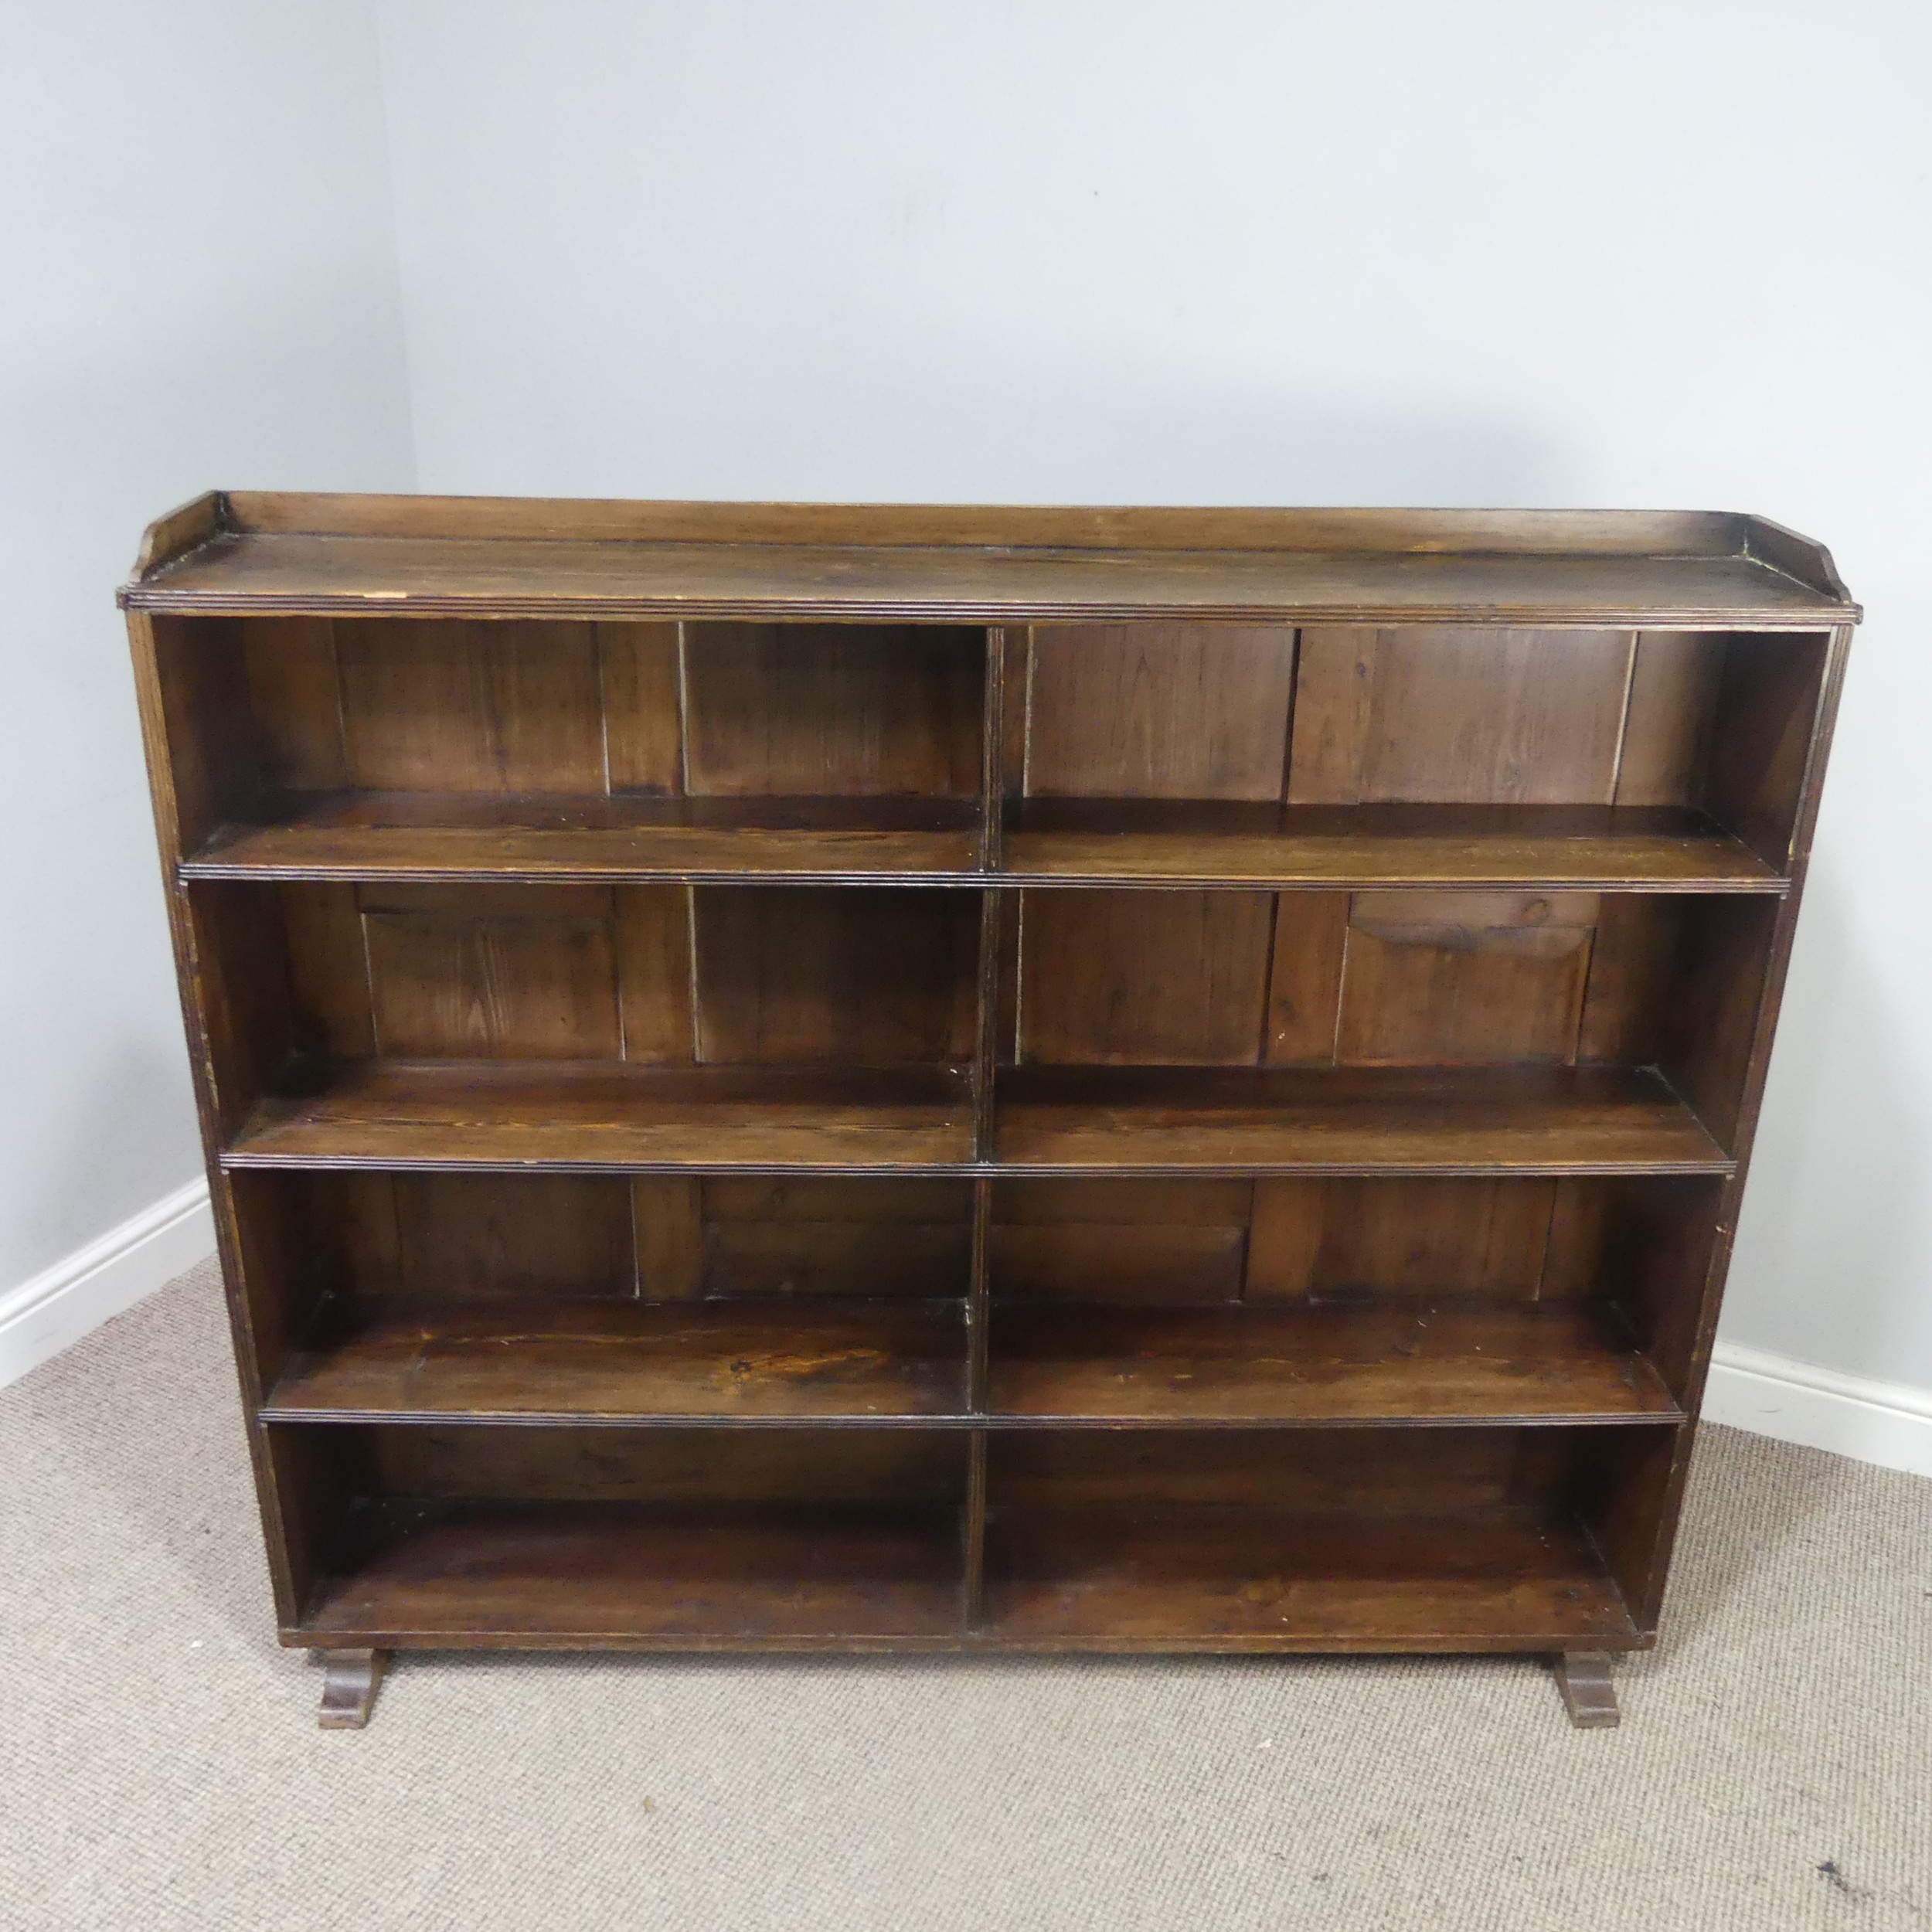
[[2, 1258, 1928, 1932]]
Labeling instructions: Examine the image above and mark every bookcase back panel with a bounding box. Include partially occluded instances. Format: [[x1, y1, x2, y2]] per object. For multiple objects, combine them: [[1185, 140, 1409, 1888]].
[[359, 1423, 968, 1505], [682, 623, 985, 798], [360, 883, 623, 1059], [243, 1171, 975, 1324], [1019, 889, 1274, 1064], [1246, 1176, 1567, 1301], [1328, 889, 1598, 1066], [986, 1426, 1578, 1512], [332, 621, 607, 793], [1002, 623, 1828, 860], [696, 1177, 974, 1298], [232, 614, 987, 802], [986, 1174, 1716, 1317], [1024, 624, 1296, 799], [1288, 628, 1636, 805], [327, 1171, 638, 1301], [991, 1179, 1254, 1303], [267, 881, 978, 1070], [1014, 886, 1687, 1071], [694, 886, 979, 1065]]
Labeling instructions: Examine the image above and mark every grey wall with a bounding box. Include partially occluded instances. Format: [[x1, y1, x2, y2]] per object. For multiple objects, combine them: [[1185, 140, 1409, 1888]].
[[0, 2, 413, 1288], [373, 0, 1932, 1391]]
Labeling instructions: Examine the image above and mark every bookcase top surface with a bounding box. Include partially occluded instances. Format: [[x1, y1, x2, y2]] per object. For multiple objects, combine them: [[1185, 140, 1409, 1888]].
[[121, 492, 1859, 627]]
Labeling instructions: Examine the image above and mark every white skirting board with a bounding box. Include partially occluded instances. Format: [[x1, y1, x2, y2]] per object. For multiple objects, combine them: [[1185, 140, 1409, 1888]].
[[0, 1178, 214, 1390], [1703, 1339, 1932, 1480], [2, 1179, 1930, 1481]]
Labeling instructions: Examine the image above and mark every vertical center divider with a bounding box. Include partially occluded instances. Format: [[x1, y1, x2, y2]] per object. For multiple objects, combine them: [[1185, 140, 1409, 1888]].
[[962, 628, 1009, 1631]]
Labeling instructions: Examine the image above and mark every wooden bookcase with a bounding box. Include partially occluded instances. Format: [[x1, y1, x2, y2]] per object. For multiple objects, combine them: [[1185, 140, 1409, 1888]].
[[121, 495, 1856, 1729]]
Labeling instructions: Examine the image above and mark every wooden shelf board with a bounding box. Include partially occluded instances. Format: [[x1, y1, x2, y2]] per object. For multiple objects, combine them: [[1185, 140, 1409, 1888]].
[[125, 527, 1850, 626], [224, 1062, 976, 1172], [223, 1062, 1726, 1177], [984, 1504, 1639, 1648], [1003, 801, 1784, 893], [995, 1065, 1733, 1175], [299, 1499, 964, 1644], [988, 1298, 1683, 1426], [264, 1296, 969, 1425], [187, 793, 984, 884]]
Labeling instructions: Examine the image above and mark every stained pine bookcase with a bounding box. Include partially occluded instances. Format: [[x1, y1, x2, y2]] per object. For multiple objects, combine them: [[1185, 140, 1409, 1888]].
[[121, 495, 1855, 1728]]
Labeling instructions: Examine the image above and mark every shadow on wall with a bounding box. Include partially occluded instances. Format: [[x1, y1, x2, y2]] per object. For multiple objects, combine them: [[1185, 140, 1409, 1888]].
[[1720, 865, 1929, 1381], [422, 353, 1583, 508]]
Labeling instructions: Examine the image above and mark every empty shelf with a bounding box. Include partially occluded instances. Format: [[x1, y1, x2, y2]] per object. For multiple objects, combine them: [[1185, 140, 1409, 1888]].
[[994, 1065, 1731, 1175], [264, 1296, 968, 1425], [186, 792, 984, 883], [300, 1499, 963, 1645], [225, 1062, 975, 1172], [989, 1298, 1682, 1426], [1002, 800, 1783, 892], [984, 1504, 1639, 1649]]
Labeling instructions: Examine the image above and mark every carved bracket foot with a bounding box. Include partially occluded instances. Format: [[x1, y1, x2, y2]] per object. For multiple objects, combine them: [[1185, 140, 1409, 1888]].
[[1553, 1650, 1619, 1729], [318, 1648, 388, 1729]]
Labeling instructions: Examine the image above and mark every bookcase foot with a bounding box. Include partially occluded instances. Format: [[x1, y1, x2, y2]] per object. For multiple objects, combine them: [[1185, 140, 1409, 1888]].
[[318, 1648, 387, 1729], [1553, 1651, 1619, 1729]]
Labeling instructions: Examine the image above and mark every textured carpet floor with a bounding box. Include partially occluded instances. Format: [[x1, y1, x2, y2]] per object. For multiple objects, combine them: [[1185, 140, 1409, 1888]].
[[2, 1258, 1928, 1931]]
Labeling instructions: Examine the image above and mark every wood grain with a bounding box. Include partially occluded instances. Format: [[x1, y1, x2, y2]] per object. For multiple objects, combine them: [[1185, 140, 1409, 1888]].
[[1244, 1177, 1559, 1301], [362, 886, 621, 1059], [336, 620, 605, 793], [1614, 632, 1723, 807], [1025, 624, 1295, 799], [988, 1299, 1679, 1424], [984, 1505, 1637, 1647], [995, 1065, 1731, 1174], [1289, 628, 1635, 805], [596, 621, 683, 794], [1335, 890, 1598, 1066], [1002, 799, 1777, 891], [126, 531, 1852, 627], [301, 1498, 964, 1642], [695, 887, 978, 1067], [682, 623, 982, 798], [227, 1062, 976, 1172], [1019, 889, 1274, 1065], [189, 793, 985, 884], [267, 1297, 968, 1423]]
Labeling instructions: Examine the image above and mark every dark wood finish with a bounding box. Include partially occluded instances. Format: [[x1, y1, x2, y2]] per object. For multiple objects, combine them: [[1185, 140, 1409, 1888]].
[[304, 1501, 965, 1645], [226, 1063, 976, 1172], [988, 1299, 1681, 1425], [121, 498, 1855, 625], [1553, 1650, 1620, 1728], [317, 1647, 386, 1729], [985, 1505, 1637, 1649], [124, 495, 1852, 1723], [187, 793, 985, 884], [995, 1066, 1730, 1174], [1003, 800, 1780, 892], [1287, 628, 1636, 806], [267, 1297, 968, 1424]]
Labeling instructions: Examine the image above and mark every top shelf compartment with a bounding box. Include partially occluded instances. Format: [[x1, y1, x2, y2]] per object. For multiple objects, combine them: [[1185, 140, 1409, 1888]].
[[141, 546, 1836, 893]]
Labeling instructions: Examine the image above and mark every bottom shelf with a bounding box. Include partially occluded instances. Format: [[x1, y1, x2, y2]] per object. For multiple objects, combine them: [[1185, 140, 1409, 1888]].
[[294, 1496, 1639, 1651], [302, 1499, 965, 1645], [984, 1504, 1634, 1650]]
